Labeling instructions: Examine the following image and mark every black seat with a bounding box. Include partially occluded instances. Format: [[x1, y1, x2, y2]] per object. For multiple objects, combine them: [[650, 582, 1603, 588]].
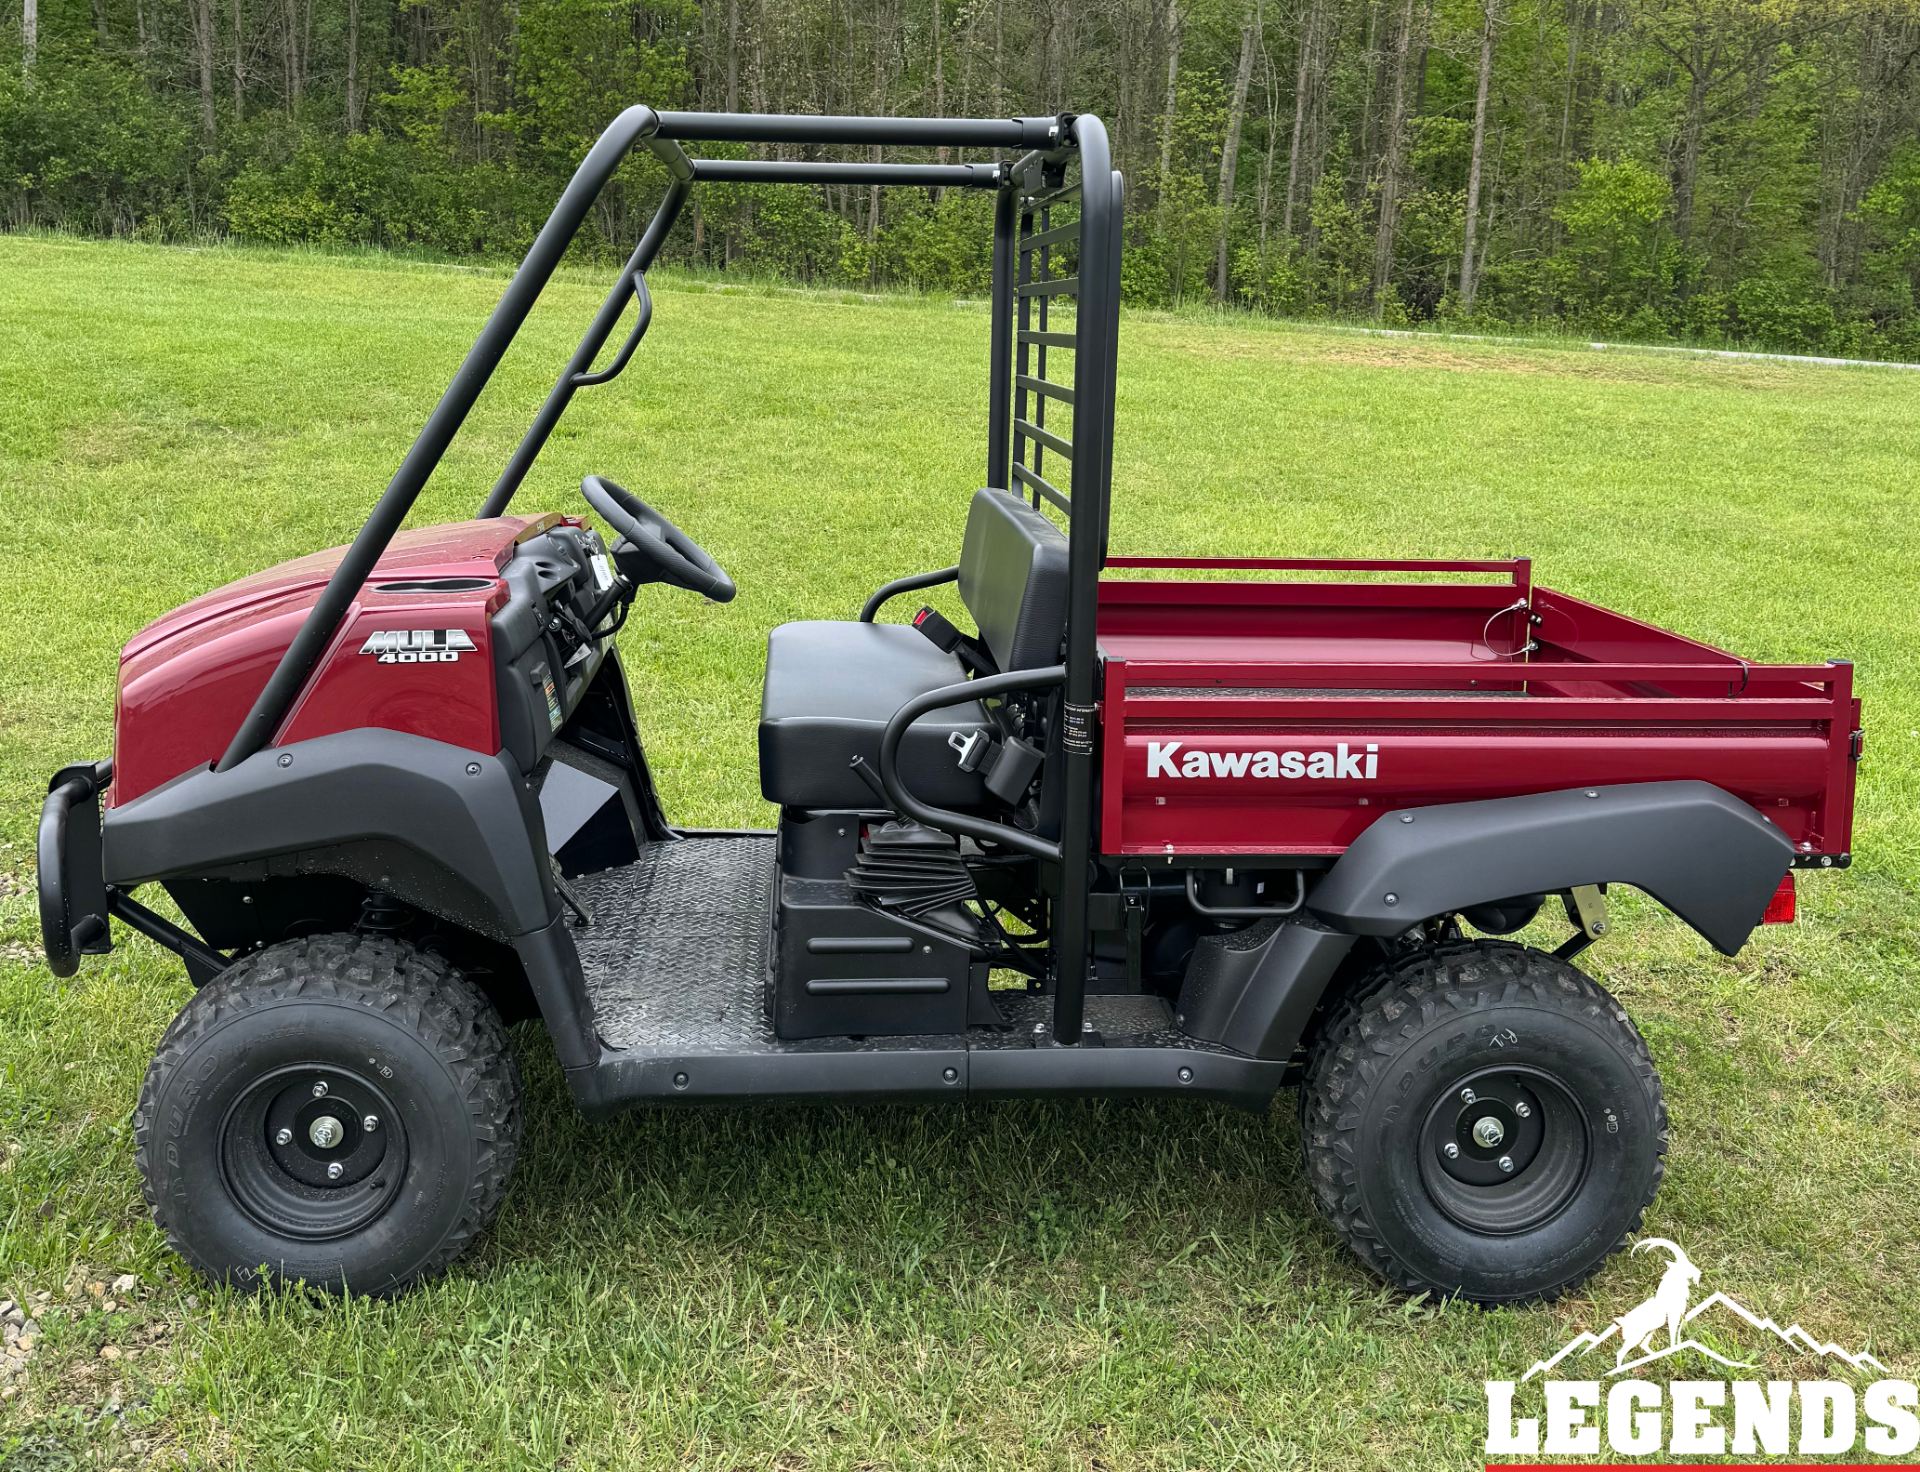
[[759, 488, 1069, 809]]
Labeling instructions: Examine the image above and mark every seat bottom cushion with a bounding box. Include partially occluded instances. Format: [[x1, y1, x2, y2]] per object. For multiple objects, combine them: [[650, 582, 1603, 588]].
[[759, 622, 989, 809]]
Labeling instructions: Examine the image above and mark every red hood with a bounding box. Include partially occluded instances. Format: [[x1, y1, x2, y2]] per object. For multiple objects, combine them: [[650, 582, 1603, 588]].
[[112, 515, 562, 805], [125, 517, 550, 662]]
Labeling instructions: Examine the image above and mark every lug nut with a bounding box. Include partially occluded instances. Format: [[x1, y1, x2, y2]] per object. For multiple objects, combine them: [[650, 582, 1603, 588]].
[[1442, 1142, 1460, 1159], [1498, 1155, 1515, 1173], [1459, 1088, 1477, 1104], [274, 1127, 293, 1146], [308, 1116, 344, 1149], [1514, 1101, 1532, 1119], [326, 1161, 344, 1181], [312, 1080, 329, 1098], [362, 1114, 380, 1132]]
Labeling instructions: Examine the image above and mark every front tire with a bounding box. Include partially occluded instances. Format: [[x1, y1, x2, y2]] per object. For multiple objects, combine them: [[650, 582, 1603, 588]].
[[134, 934, 522, 1295], [1299, 941, 1666, 1304]]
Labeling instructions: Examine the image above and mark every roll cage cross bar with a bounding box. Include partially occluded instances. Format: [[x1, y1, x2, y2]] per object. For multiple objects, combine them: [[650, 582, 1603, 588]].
[[216, 105, 1123, 1045]]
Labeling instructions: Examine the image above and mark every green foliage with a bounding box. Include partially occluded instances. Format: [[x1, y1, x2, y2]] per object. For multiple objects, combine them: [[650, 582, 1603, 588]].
[[0, 43, 192, 237], [1550, 156, 1677, 327], [12, 0, 1920, 356]]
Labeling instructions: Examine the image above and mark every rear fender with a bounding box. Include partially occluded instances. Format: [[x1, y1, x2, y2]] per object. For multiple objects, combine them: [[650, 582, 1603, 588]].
[[1307, 781, 1794, 956]]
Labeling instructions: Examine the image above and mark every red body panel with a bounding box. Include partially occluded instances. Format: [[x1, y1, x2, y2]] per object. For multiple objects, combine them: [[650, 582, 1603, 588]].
[[112, 516, 562, 806], [1096, 559, 1859, 860]]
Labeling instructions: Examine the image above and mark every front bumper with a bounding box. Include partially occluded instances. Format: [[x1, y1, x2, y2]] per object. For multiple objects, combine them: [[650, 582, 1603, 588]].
[[38, 760, 113, 977]]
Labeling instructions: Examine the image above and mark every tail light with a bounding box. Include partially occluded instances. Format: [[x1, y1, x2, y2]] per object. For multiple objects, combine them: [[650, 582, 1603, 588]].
[[1762, 873, 1796, 924]]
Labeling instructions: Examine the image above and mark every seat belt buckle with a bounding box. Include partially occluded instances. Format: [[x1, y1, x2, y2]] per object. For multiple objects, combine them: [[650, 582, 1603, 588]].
[[947, 728, 991, 772], [913, 606, 964, 652]]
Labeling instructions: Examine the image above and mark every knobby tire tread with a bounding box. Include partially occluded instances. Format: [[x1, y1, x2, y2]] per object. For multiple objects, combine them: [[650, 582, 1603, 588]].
[[133, 933, 522, 1294], [1298, 940, 1668, 1303]]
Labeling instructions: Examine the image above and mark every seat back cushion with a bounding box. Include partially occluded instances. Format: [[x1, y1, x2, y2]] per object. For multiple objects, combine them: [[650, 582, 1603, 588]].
[[957, 488, 1071, 671]]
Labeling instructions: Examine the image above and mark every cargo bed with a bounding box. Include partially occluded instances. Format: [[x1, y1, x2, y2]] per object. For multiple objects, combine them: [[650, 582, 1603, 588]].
[[1096, 557, 1858, 862]]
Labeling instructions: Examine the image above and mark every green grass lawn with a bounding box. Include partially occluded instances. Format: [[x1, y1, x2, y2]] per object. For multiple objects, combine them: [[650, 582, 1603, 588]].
[[2, 233, 1918, 1469]]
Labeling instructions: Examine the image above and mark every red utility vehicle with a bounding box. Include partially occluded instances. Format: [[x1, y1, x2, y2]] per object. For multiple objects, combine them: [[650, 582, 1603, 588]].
[[38, 108, 1858, 1305]]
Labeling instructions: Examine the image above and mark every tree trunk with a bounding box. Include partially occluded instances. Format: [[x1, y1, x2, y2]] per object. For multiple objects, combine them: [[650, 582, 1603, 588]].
[[1674, 46, 1714, 246], [992, 0, 1004, 117], [1370, 0, 1417, 307], [867, 39, 884, 245], [1043, 0, 1067, 109], [90, 0, 108, 43], [346, 0, 362, 129], [932, 0, 946, 165], [1281, 0, 1319, 241], [280, 0, 301, 115], [1459, 0, 1497, 311], [1157, 0, 1180, 222], [1215, 0, 1263, 300], [749, 0, 765, 113], [1257, 39, 1278, 269], [1358, 0, 1382, 181], [233, 0, 245, 120], [726, 0, 740, 109], [22, 0, 37, 79], [1555, 0, 1581, 206], [194, 0, 217, 141]]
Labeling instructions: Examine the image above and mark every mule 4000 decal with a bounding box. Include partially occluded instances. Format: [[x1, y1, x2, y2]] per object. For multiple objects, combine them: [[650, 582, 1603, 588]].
[[359, 630, 478, 664]]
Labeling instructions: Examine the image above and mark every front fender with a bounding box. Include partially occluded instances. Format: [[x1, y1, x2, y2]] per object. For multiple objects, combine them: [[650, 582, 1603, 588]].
[[102, 729, 557, 939], [1307, 781, 1793, 956]]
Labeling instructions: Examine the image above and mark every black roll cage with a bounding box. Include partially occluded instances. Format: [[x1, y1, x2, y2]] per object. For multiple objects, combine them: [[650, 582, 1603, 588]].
[[216, 106, 1123, 1046]]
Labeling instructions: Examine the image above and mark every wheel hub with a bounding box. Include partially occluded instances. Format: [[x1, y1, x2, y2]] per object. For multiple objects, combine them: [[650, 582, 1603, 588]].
[[220, 1065, 408, 1240], [1431, 1075, 1544, 1186], [1417, 1067, 1590, 1235]]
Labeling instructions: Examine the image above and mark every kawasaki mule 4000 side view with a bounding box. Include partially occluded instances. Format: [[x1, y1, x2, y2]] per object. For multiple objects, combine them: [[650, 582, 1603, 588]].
[[38, 109, 1860, 1304]]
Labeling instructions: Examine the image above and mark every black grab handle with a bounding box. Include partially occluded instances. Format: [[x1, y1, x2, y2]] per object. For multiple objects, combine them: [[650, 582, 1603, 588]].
[[859, 565, 960, 622], [876, 666, 1065, 863]]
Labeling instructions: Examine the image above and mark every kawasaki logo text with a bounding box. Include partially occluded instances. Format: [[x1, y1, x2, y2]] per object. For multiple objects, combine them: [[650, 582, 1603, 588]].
[[1145, 741, 1379, 780]]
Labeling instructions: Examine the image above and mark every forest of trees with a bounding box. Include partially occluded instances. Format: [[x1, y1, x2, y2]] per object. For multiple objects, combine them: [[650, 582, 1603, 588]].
[[9, 0, 1920, 356]]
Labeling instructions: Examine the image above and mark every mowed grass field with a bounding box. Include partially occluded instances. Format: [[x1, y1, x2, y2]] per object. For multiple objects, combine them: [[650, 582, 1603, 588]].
[[1, 232, 1918, 1469]]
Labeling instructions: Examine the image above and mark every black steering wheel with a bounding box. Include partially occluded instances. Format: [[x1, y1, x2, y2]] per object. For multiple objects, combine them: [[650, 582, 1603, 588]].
[[580, 475, 736, 604]]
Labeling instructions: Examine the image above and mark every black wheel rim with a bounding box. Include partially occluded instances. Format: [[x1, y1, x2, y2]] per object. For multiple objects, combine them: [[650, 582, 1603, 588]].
[[220, 1064, 408, 1241], [1417, 1066, 1590, 1235]]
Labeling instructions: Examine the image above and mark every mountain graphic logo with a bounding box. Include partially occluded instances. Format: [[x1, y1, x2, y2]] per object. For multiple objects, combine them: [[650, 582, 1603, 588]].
[[1521, 1239, 1889, 1382]]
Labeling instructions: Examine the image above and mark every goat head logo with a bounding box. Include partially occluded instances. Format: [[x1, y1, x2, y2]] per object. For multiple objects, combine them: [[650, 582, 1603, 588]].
[[1611, 1239, 1701, 1368], [1520, 1237, 1888, 1381]]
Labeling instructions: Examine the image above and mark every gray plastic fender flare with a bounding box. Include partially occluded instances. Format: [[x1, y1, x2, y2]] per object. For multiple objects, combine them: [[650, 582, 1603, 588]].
[[102, 729, 603, 1072], [1307, 781, 1795, 956], [102, 729, 557, 937]]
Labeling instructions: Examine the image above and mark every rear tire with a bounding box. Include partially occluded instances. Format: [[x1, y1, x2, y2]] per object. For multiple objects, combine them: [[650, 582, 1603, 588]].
[[134, 934, 522, 1295], [1299, 941, 1666, 1305]]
